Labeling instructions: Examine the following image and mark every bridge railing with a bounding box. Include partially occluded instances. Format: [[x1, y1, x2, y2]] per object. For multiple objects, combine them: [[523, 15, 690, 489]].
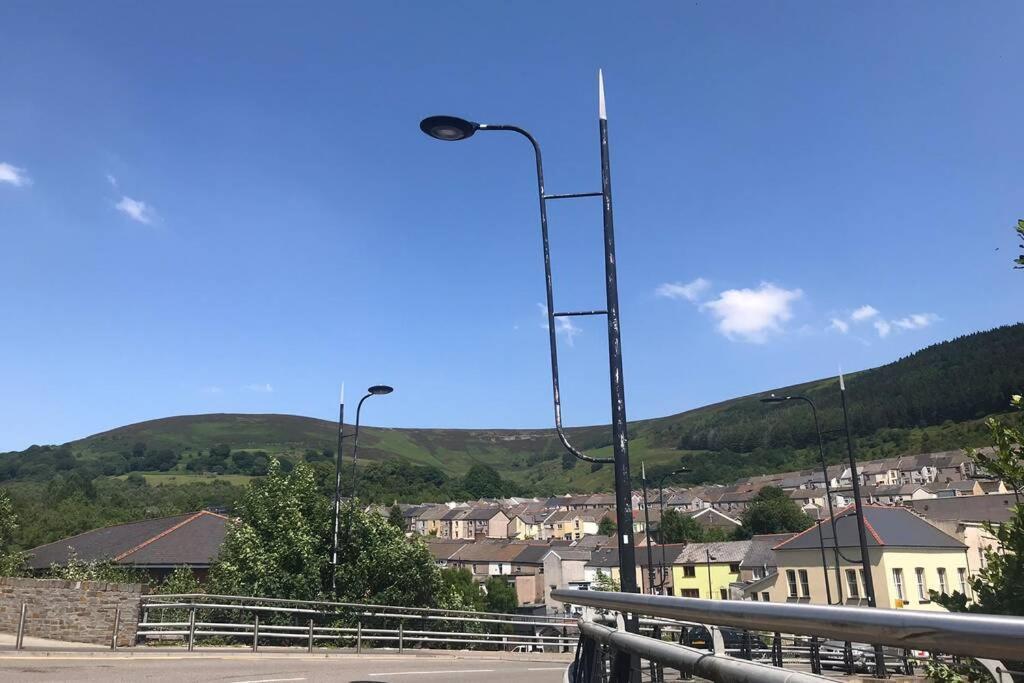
[[552, 588, 1024, 683], [138, 593, 577, 652]]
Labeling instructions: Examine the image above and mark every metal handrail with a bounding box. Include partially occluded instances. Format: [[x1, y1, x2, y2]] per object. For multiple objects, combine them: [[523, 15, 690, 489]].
[[144, 593, 574, 625], [552, 589, 1024, 662], [581, 621, 828, 683]]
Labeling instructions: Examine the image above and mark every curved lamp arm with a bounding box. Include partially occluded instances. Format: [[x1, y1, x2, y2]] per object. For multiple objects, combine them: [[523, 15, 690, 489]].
[[480, 124, 613, 464]]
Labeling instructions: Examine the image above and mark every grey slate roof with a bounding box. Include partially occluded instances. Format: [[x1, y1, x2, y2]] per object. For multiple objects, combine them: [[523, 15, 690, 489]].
[[907, 494, 1018, 525], [672, 541, 751, 564], [27, 511, 229, 570], [775, 506, 965, 551], [741, 534, 795, 568]]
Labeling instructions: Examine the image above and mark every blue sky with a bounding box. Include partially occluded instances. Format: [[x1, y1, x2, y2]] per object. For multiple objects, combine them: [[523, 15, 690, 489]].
[[1, 2, 1021, 451]]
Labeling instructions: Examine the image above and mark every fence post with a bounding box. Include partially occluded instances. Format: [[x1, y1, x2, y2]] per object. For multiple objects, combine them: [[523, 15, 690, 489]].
[[110, 607, 121, 650], [15, 603, 26, 651], [399, 622, 404, 654], [810, 636, 821, 675], [356, 620, 362, 654], [308, 618, 314, 653], [772, 632, 782, 667], [187, 608, 196, 652], [252, 614, 259, 653]]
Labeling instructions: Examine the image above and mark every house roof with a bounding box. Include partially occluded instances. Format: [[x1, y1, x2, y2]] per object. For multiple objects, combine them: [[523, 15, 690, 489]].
[[426, 541, 468, 561], [741, 534, 795, 568], [27, 511, 229, 570], [774, 506, 965, 552], [907, 494, 1018, 525], [460, 507, 507, 521], [672, 541, 752, 565], [690, 507, 741, 526], [512, 544, 556, 565]]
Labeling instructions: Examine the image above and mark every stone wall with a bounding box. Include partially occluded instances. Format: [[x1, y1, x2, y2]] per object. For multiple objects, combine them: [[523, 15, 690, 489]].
[[0, 577, 144, 646]]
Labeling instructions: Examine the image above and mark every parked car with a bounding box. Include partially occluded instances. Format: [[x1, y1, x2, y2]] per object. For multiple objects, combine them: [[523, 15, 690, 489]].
[[818, 640, 909, 674], [682, 625, 769, 658]]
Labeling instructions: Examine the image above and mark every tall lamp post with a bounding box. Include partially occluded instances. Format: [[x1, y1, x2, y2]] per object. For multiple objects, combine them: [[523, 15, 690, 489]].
[[839, 373, 887, 679], [760, 394, 843, 605], [641, 463, 656, 594], [656, 468, 690, 595], [420, 72, 641, 666], [330, 383, 394, 595]]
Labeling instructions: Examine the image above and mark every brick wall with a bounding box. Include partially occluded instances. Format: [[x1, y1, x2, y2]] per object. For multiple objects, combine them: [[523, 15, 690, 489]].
[[0, 577, 144, 647]]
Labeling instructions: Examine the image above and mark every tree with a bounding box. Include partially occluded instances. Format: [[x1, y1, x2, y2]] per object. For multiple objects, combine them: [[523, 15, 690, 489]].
[[738, 486, 813, 537], [561, 452, 577, 470], [462, 464, 510, 499], [49, 551, 143, 583], [593, 569, 619, 592], [482, 576, 518, 613], [0, 489, 25, 576], [1015, 218, 1024, 269], [209, 458, 329, 601], [597, 516, 616, 536], [660, 508, 705, 543], [930, 394, 1024, 679], [388, 504, 405, 530], [441, 568, 484, 611]]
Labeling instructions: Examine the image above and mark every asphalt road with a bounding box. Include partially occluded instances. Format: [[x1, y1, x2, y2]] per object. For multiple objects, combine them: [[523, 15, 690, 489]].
[[0, 654, 567, 682]]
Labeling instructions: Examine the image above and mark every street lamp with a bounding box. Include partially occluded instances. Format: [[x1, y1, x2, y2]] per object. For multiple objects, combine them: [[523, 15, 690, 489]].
[[760, 394, 843, 605], [420, 72, 641, 665], [656, 468, 690, 594], [330, 383, 394, 595]]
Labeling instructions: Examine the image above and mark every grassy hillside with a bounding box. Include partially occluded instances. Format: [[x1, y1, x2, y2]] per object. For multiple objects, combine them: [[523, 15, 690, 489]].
[[58, 322, 1024, 492]]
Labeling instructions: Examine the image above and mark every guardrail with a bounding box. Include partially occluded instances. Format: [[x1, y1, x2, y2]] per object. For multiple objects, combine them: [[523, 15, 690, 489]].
[[138, 593, 577, 653], [553, 589, 1024, 683]]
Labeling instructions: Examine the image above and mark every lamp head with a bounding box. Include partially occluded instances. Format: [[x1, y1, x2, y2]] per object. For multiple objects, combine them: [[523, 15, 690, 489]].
[[368, 385, 394, 396], [420, 115, 479, 141], [760, 394, 788, 404]]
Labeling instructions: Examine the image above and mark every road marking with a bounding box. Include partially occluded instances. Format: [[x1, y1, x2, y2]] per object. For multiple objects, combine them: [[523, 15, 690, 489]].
[[230, 678, 306, 683], [368, 669, 495, 676]]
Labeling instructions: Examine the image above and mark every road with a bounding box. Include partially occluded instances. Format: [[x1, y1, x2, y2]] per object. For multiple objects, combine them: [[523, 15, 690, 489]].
[[0, 653, 567, 682]]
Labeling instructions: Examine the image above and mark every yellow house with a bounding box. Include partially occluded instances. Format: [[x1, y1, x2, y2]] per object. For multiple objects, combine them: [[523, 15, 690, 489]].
[[670, 541, 750, 599], [742, 506, 969, 612], [506, 513, 543, 540]]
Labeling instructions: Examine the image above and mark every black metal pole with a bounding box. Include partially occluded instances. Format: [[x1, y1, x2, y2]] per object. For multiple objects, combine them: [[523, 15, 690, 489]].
[[330, 389, 345, 595], [706, 548, 714, 598], [658, 480, 669, 594], [815, 519, 833, 605], [642, 465, 655, 595], [840, 374, 887, 679]]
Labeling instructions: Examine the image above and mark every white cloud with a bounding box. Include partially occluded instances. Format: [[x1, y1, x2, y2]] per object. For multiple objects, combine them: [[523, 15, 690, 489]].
[[893, 313, 939, 330], [115, 196, 156, 224], [537, 303, 582, 347], [829, 318, 850, 334], [700, 282, 803, 343], [106, 173, 118, 188], [874, 319, 892, 338], [850, 305, 879, 322], [0, 162, 31, 187], [243, 383, 274, 393], [656, 277, 711, 302]]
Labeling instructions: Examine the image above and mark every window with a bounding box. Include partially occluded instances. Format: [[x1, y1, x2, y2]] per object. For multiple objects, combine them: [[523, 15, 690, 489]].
[[729, 563, 740, 573], [681, 589, 700, 598], [719, 588, 728, 600], [683, 566, 696, 578], [753, 567, 766, 580], [762, 592, 770, 602], [958, 568, 968, 595], [497, 563, 504, 574], [892, 568, 905, 601], [937, 568, 948, 595], [472, 564, 478, 573], [915, 568, 928, 602], [750, 593, 758, 601], [786, 570, 798, 598], [798, 570, 810, 598], [845, 569, 860, 598]]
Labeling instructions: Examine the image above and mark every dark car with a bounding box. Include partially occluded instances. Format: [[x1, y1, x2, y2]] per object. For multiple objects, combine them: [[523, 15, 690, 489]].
[[818, 640, 909, 674], [682, 625, 769, 658]]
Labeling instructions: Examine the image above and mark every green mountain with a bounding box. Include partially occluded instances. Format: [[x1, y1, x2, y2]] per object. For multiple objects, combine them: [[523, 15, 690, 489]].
[[6, 322, 1022, 495], [3, 323, 1021, 550]]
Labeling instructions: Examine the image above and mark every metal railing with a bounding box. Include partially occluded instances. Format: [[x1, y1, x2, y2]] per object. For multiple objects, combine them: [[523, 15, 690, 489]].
[[138, 593, 577, 653], [553, 589, 1024, 683]]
